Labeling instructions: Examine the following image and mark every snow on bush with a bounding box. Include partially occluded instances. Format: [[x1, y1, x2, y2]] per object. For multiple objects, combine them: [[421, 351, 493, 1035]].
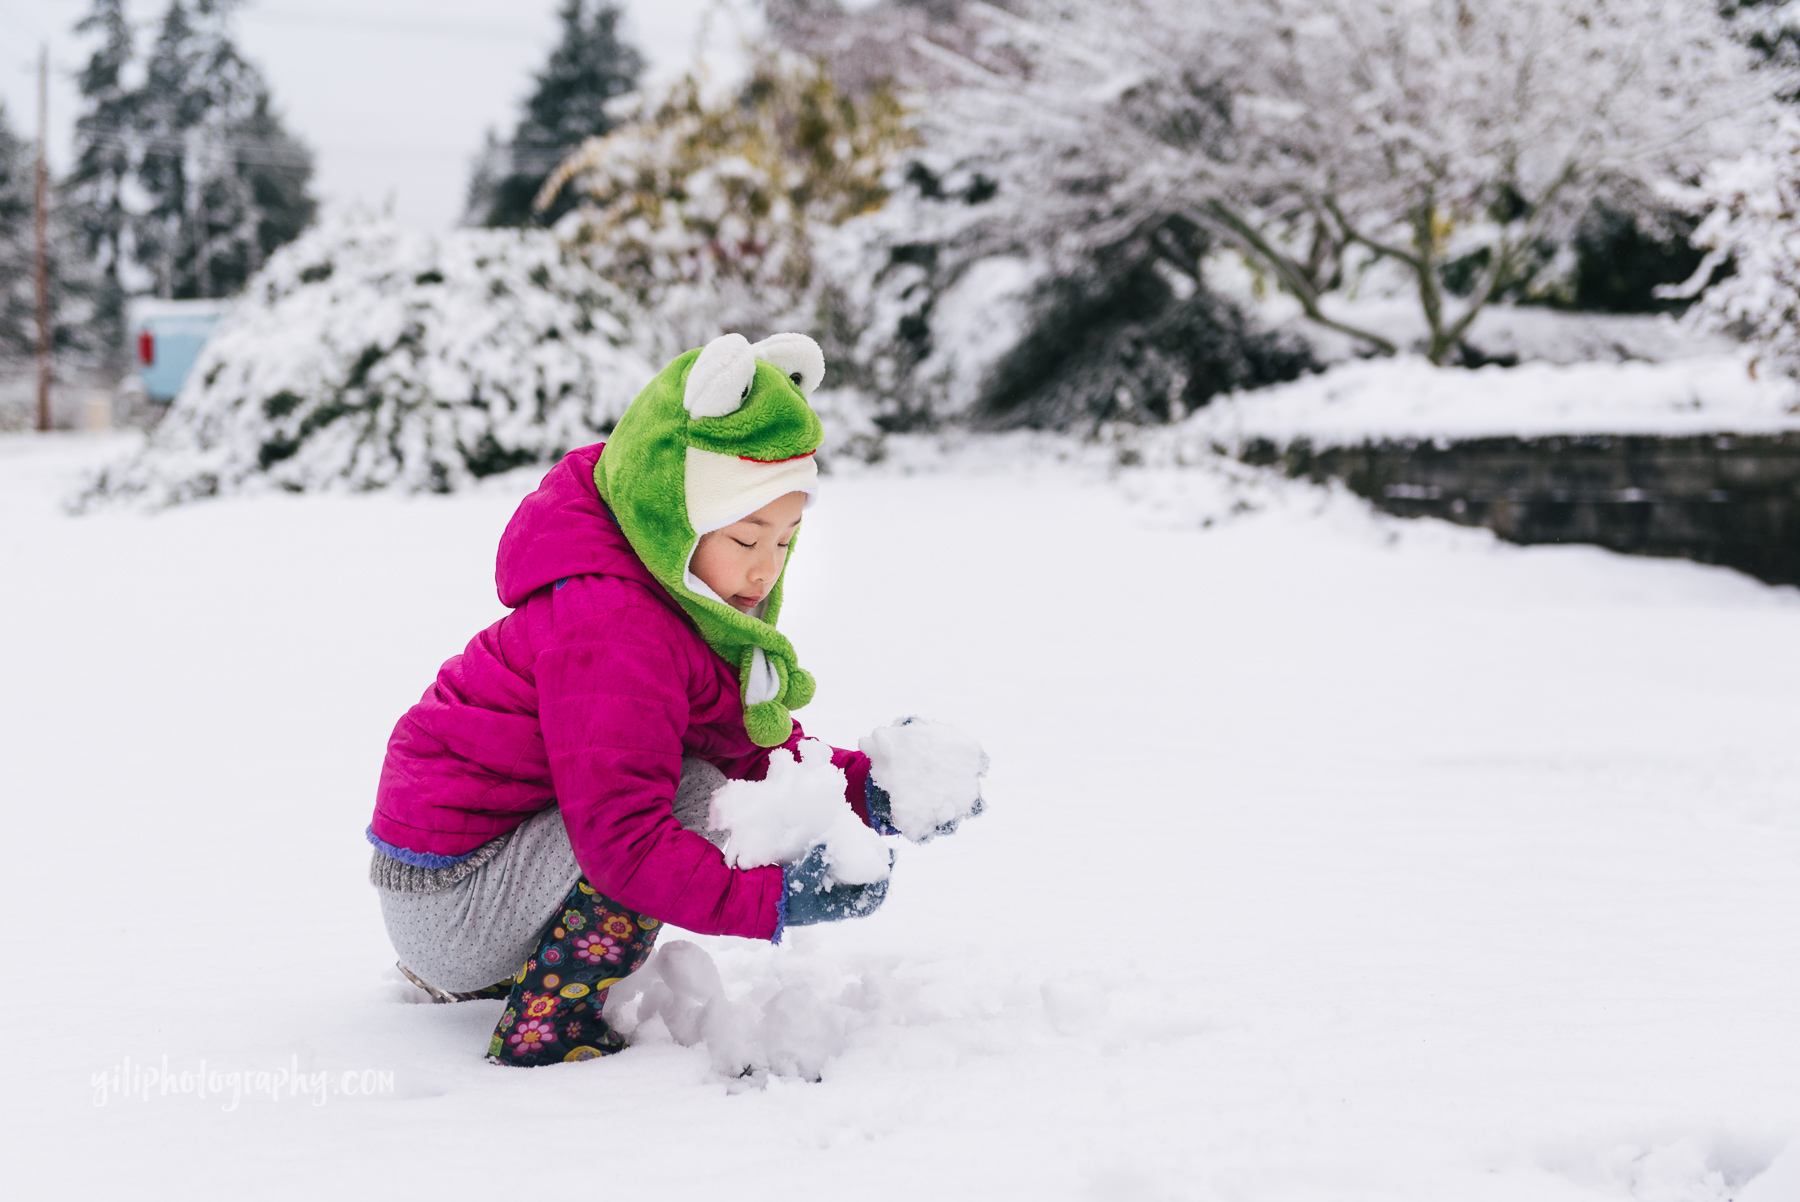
[[82, 214, 654, 505], [542, 56, 917, 367], [859, 716, 987, 843], [1681, 115, 1800, 383], [708, 739, 892, 886]]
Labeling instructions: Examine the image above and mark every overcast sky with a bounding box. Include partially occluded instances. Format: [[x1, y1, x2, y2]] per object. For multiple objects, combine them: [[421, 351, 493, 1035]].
[[0, 0, 763, 229]]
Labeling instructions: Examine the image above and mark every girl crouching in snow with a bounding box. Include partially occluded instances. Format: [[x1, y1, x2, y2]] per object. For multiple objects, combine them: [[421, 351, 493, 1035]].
[[366, 333, 978, 1067]]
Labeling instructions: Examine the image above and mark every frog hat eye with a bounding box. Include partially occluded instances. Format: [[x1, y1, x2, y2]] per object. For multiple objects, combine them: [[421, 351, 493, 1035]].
[[683, 332, 758, 418], [749, 332, 825, 396]]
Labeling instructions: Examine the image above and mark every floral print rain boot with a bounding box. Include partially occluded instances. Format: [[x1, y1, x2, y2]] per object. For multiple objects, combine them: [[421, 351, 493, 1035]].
[[485, 879, 661, 1067]]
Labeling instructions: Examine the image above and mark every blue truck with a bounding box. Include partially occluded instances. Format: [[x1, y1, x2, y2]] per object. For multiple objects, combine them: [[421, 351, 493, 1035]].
[[127, 298, 233, 403]]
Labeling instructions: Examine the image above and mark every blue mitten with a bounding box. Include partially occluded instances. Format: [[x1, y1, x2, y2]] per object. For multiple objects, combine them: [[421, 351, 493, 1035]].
[[780, 844, 893, 937], [865, 776, 984, 843], [864, 777, 901, 837]]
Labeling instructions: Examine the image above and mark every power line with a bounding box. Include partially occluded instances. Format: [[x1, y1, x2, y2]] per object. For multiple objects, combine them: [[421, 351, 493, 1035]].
[[67, 123, 538, 164], [76, 129, 313, 168]]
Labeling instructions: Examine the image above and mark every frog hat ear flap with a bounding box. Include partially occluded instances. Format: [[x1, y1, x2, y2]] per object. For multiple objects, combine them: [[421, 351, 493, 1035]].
[[684, 332, 758, 418], [749, 332, 825, 396]]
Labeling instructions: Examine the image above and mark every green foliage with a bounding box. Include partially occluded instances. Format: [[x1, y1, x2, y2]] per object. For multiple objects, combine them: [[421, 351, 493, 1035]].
[[542, 54, 917, 331], [470, 0, 643, 228], [1566, 203, 1712, 314], [0, 100, 34, 365], [979, 226, 1320, 427], [65, 0, 134, 355]]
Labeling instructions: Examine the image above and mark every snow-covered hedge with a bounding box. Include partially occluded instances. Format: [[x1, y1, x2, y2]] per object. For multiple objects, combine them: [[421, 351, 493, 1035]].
[[1682, 117, 1800, 382], [84, 215, 654, 505]]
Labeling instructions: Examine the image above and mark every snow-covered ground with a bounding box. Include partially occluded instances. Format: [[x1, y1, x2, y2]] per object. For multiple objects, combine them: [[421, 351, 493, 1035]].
[[1180, 354, 1800, 452], [5, 430, 1799, 1201]]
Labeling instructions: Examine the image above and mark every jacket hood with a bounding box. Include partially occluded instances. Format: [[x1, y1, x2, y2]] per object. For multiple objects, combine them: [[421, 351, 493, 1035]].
[[495, 444, 658, 609]]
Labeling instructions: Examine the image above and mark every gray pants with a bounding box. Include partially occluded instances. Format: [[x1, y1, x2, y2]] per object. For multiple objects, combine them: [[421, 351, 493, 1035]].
[[374, 758, 728, 994], [377, 806, 584, 993]]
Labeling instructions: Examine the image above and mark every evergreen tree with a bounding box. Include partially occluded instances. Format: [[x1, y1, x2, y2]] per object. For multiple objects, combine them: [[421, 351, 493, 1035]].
[[66, 0, 137, 360], [132, 0, 315, 299], [468, 0, 643, 228], [0, 100, 36, 367]]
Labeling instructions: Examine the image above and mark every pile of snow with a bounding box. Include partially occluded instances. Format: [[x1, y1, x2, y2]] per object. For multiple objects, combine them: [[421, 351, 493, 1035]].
[[601, 940, 857, 1083], [1177, 354, 1800, 452], [859, 717, 988, 842], [82, 214, 655, 506], [708, 739, 891, 886]]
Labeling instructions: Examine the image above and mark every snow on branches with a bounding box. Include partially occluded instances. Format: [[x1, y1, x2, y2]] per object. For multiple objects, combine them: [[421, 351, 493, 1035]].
[[538, 55, 917, 364], [848, 0, 1775, 365], [769, 0, 1318, 428], [1680, 116, 1800, 385], [1211, 0, 1771, 362], [83, 214, 653, 505]]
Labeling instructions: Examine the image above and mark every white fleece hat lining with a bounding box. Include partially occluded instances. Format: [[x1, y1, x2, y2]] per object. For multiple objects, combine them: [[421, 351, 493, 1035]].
[[684, 445, 819, 537]]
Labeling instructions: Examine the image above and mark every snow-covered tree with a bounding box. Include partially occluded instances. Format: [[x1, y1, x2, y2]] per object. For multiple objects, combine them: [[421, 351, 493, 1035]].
[[466, 0, 643, 228], [0, 99, 98, 414], [768, 0, 1317, 427], [132, 0, 315, 300], [83, 215, 654, 505], [1209, 0, 1772, 361], [540, 54, 917, 362], [805, 0, 1774, 367], [65, 0, 136, 357], [1676, 115, 1800, 381], [0, 100, 35, 370]]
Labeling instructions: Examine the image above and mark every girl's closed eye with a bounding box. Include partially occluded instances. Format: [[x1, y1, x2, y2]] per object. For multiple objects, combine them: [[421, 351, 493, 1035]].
[[731, 537, 755, 548]]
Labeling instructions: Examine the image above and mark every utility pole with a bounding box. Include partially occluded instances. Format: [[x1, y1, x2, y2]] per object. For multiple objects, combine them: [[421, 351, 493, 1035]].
[[34, 44, 51, 433]]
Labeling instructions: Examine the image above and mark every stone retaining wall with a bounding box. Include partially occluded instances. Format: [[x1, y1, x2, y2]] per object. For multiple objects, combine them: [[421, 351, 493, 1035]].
[[1243, 432, 1800, 586]]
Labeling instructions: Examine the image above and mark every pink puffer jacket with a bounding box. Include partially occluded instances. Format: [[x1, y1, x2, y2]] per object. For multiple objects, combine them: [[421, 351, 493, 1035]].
[[368, 443, 871, 942]]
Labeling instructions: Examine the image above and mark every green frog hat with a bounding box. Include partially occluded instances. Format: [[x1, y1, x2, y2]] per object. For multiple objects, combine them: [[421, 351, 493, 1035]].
[[596, 331, 828, 747]]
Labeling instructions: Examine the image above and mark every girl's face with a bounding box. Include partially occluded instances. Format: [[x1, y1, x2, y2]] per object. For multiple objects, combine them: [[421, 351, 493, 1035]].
[[691, 491, 808, 613]]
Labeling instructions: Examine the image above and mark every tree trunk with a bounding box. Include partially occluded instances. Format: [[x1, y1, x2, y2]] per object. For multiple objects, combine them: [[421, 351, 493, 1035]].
[[1203, 200, 1398, 357]]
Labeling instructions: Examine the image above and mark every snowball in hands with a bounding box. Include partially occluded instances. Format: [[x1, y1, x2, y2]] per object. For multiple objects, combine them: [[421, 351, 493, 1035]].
[[708, 740, 891, 885], [859, 717, 989, 843]]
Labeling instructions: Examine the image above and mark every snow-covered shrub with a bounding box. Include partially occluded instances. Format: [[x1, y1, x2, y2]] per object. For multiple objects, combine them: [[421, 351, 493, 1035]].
[[83, 214, 653, 505], [539, 55, 918, 365], [1678, 116, 1800, 383]]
